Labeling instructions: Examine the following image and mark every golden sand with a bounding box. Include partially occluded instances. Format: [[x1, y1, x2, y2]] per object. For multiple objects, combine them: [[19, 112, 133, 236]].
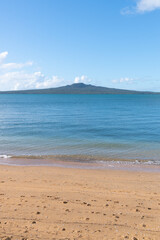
[[0, 165, 160, 240]]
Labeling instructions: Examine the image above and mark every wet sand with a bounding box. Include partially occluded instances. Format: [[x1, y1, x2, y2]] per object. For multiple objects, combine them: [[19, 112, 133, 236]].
[[0, 165, 160, 240]]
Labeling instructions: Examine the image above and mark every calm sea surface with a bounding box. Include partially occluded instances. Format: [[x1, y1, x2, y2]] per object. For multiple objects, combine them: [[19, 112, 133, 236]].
[[0, 94, 160, 164]]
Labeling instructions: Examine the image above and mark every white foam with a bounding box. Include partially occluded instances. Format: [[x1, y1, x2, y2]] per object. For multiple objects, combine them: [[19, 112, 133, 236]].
[[0, 155, 11, 159]]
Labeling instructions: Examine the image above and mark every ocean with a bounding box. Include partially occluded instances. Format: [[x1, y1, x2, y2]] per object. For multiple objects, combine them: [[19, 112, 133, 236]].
[[0, 94, 160, 165]]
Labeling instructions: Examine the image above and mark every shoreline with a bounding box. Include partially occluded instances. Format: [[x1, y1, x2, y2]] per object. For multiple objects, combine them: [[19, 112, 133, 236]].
[[0, 155, 160, 172]]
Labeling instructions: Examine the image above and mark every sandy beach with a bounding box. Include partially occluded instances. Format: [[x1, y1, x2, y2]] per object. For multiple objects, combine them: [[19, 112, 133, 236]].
[[0, 165, 160, 240]]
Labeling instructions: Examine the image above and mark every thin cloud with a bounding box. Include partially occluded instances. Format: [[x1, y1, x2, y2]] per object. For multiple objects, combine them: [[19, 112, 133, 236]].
[[112, 77, 134, 83], [0, 61, 33, 70], [74, 75, 91, 84], [0, 51, 8, 63], [0, 51, 63, 91], [137, 0, 160, 12], [0, 71, 63, 91], [121, 0, 160, 14]]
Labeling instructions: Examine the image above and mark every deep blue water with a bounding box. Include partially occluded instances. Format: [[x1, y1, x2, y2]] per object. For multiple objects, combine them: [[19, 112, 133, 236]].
[[0, 94, 160, 164]]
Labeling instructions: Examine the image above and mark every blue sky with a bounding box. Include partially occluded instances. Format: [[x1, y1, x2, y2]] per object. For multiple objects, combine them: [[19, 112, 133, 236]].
[[0, 0, 160, 91]]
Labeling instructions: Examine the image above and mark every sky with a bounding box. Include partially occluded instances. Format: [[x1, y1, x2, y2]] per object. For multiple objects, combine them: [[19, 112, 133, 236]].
[[0, 0, 160, 91]]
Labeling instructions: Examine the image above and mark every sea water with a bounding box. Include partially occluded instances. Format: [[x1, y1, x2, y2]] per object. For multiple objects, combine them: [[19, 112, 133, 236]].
[[0, 94, 160, 164]]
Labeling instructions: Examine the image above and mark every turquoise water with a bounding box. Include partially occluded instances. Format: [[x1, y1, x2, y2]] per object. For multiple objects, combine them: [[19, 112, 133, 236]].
[[0, 94, 160, 164]]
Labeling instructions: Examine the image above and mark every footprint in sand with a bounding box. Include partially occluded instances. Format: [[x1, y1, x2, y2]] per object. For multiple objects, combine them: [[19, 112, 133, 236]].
[[65, 209, 70, 212]]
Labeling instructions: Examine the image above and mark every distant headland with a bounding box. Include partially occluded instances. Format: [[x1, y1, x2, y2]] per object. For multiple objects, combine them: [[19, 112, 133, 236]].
[[0, 83, 159, 94]]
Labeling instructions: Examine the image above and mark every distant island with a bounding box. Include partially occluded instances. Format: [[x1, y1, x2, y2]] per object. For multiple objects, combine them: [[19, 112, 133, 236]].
[[0, 83, 158, 94]]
